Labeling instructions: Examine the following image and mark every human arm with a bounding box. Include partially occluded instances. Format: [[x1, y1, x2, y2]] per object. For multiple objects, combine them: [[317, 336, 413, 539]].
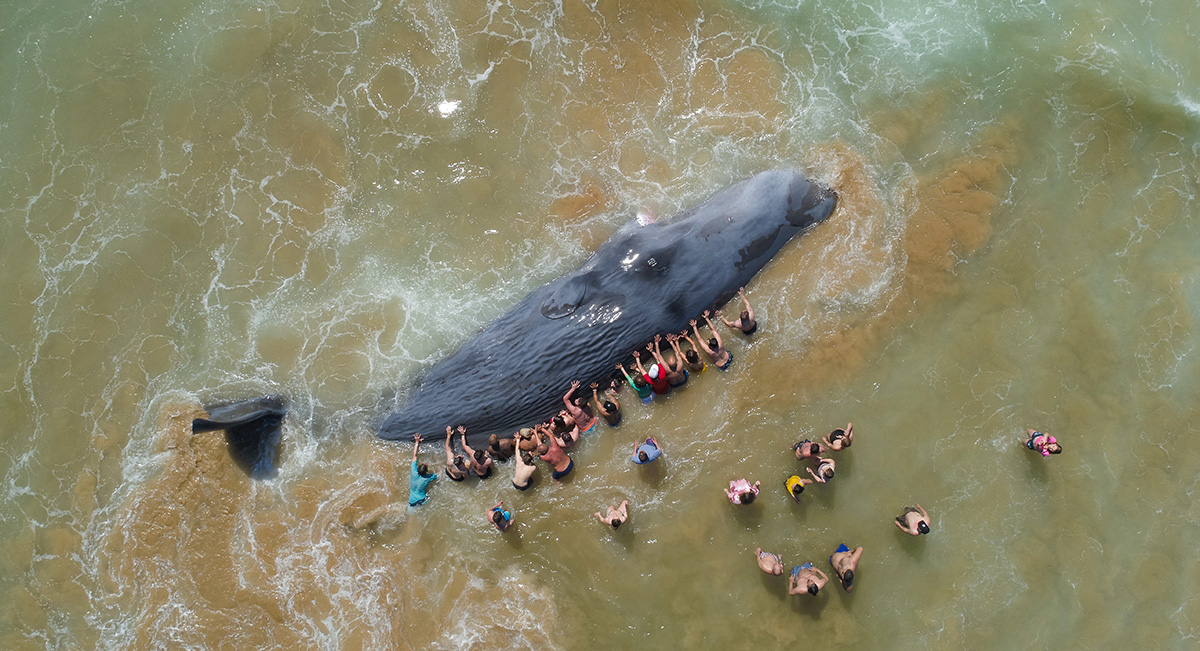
[[703, 311, 723, 348], [444, 427, 456, 463], [412, 434, 422, 461], [916, 504, 928, 519], [618, 500, 629, 519], [845, 422, 854, 441], [718, 309, 737, 328], [650, 336, 668, 368], [616, 363, 638, 387], [895, 519, 912, 533], [738, 287, 754, 321], [691, 320, 713, 354], [591, 385, 609, 417], [631, 351, 648, 376], [460, 430, 477, 460], [562, 381, 579, 411], [806, 467, 826, 483]]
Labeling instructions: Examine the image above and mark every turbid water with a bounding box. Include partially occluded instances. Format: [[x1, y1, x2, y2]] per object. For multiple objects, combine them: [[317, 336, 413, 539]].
[[2, 0, 1198, 649]]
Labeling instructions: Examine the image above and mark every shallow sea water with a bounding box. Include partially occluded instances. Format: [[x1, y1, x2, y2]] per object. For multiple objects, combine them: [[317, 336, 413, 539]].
[[2, 0, 1199, 649]]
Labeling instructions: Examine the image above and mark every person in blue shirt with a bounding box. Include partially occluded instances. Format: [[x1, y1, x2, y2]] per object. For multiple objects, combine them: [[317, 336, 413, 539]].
[[631, 436, 661, 464], [408, 433, 438, 507], [485, 500, 513, 532]]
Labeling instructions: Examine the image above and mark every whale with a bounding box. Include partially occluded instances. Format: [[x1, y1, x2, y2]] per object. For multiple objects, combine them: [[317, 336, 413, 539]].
[[192, 396, 286, 479], [379, 169, 837, 443]]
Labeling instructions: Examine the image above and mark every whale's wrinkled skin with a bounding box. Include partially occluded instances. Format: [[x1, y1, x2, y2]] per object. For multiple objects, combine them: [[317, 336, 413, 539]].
[[192, 396, 286, 479], [379, 170, 836, 442]]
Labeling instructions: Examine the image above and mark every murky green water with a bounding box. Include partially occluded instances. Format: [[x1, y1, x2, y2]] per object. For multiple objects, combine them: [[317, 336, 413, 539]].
[[2, 0, 1199, 648]]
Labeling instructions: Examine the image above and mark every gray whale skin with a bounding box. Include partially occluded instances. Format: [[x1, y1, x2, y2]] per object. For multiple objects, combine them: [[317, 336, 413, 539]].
[[379, 169, 836, 442]]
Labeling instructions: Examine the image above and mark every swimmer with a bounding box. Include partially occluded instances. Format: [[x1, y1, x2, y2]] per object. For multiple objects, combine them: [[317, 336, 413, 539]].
[[719, 287, 757, 336], [1024, 428, 1062, 457], [651, 335, 687, 388], [829, 544, 863, 592], [459, 427, 494, 479], [807, 456, 836, 483], [822, 422, 854, 451], [785, 474, 813, 502], [631, 436, 662, 464], [512, 448, 536, 491], [408, 434, 438, 507], [895, 504, 931, 536], [792, 440, 823, 460], [538, 424, 574, 480], [595, 500, 630, 529], [443, 426, 469, 481], [677, 330, 706, 373], [562, 381, 598, 436], [487, 433, 515, 461], [591, 382, 621, 427], [633, 349, 670, 395], [485, 501, 513, 532], [692, 312, 731, 370], [617, 362, 653, 405], [788, 563, 830, 596], [726, 478, 760, 505], [755, 548, 784, 576]]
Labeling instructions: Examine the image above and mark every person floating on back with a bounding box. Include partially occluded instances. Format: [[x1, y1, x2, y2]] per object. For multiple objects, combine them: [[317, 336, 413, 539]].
[[1024, 428, 1062, 457], [789, 563, 830, 596], [591, 382, 621, 427], [726, 478, 760, 504], [631, 436, 662, 464], [755, 548, 784, 576], [595, 500, 630, 529], [785, 474, 813, 503], [486, 500, 513, 532], [408, 434, 438, 507], [829, 544, 863, 592], [617, 361, 653, 405], [719, 287, 758, 336], [822, 422, 854, 451], [895, 504, 931, 535]]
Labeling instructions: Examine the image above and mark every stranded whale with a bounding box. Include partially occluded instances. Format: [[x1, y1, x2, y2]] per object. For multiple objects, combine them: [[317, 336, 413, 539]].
[[379, 170, 836, 442]]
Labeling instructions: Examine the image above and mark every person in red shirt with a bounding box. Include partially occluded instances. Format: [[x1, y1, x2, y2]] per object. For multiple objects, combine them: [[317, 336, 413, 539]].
[[632, 350, 670, 394]]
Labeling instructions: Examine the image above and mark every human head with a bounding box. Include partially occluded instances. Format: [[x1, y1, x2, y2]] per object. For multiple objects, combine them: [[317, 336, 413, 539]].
[[842, 570, 854, 587], [1047, 442, 1063, 454], [520, 451, 533, 464], [603, 400, 616, 413], [822, 467, 834, 480], [488, 434, 499, 446], [536, 444, 549, 455], [685, 350, 699, 364], [708, 337, 719, 350], [638, 451, 649, 463], [807, 582, 819, 595], [633, 376, 647, 389], [474, 450, 486, 463], [740, 310, 750, 322], [611, 517, 623, 530], [808, 442, 821, 455], [649, 364, 660, 379], [552, 415, 566, 431], [791, 483, 804, 499], [491, 510, 506, 526], [918, 521, 931, 535], [739, 491, 755, 505], [574, 396, 587, 409], [519, 427, 532, 438], [417, 463, 429, 476]]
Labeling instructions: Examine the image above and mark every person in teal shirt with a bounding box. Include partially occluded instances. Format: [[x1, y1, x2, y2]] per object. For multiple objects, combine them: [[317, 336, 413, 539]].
[[616, 362, 653, 404], [409, 434, 438, 506]]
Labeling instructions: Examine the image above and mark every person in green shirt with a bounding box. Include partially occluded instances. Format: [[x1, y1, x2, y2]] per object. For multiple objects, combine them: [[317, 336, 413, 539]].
[[408, 434, 438, 507], [616, 362, 653, 404]]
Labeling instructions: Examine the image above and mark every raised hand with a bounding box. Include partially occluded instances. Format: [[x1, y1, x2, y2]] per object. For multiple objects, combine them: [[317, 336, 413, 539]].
[[689, 319, 697, 327], [702, 309, 710, 318], [654, 334, 662, 343], [632, 351, 641, 359], [457, 425, 466, 435], [590, 382, 599, 389]]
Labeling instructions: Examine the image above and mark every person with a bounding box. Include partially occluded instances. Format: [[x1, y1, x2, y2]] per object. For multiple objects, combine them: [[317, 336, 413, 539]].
[[633, 350, 670, 395], [785, 474, 813, 502], [726, 478, 760, 504], [755, 548, 784, 576], [822, 423, 854, 451], [408, 434, 438, 506], [515, 427, 538, 453], [631, 436, 662, 464], [677, 330, 707, 373], [1024, 428, 1062, 457], [617, 362, 653, 405], [807, 456, 836, 483], [792, 440, 822, 460], [789, 563, 830, 596], [895, 504, 931, 536], [591, 383, 621, 427], [829, 544, 863, 592], [485, 501, 513, 532], [595, 500, 630, 529], [562, 381, 598, 436], [443, 426, 469, 481], [459, 427, 494, 479], [487, 433, 515, 461], [719, 287, 757, 335], [512, 448, 537, 491], [551, 413, 580, 448], [537, 423, 574, 480], [692, 312, 731, 370], [651, 335, 687, 388], [664, 334, 695, 386]]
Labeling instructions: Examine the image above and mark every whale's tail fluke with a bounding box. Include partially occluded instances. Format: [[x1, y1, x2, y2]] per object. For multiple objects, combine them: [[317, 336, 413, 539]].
[[192, 397, 287, 480]]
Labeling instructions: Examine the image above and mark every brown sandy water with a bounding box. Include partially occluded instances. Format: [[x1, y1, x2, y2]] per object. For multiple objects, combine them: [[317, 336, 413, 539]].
[[2, 0, 1199, 649]]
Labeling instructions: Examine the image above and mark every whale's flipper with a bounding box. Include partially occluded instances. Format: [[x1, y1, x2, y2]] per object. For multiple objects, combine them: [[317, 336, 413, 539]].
[[192, 397, 286, 480]]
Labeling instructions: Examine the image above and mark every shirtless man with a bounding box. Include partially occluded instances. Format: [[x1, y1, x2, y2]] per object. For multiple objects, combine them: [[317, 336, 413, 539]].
[[485, 501, 513, 532], [692, 312, 731, 370], [515, 427, 538, 453], [807, 456, 836, 483], [562, 381, 598, 436], [551, 413, 580, 448], [512, 448, 537, 491], [443, 426, 469, 482], [755, 547, 784, 576], [719, 287, 757, 335], [822, 422, 854, 451], [829, 544, 863, 592], [595, 500, 629, 529], [650, 335, 687, 388], [487, 434, 515, 461], [459, 427, 494, 479], [591, 383, 621, 427], [895, 504, 931, 535], [792, 440, 823, 460], [789, 563, 830, 596], [538, 424, 574, 480], [677, 330, 706, 373]]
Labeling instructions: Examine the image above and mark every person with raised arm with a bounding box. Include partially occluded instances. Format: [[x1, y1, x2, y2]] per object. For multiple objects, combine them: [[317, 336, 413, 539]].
[[537, 422, 574, 480], [678, 330, 707, 373], [595, 500, 629, 529], [719, 287, 758, 335], [562, 381, 598, 436], [485, 500, 513, 532], [692, 311, 731, 370], [443, 426, 469, 482], [408, 434, 438, 507], [822, 423, 854, 451], [651, 334, 687, 388], [617, 362, 653, 405], [487, 433, 515, 461], [551, 412, 580, 448], [512, 445, 537, 491], [634, 348, 670, 395], [591, 382, 622, 427], [631, 436, 662, 464], [459, 426, 494, 479]]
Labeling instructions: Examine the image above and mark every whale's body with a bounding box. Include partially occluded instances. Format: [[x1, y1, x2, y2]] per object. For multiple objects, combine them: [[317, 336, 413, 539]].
[[379, 170, 836, 442]]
